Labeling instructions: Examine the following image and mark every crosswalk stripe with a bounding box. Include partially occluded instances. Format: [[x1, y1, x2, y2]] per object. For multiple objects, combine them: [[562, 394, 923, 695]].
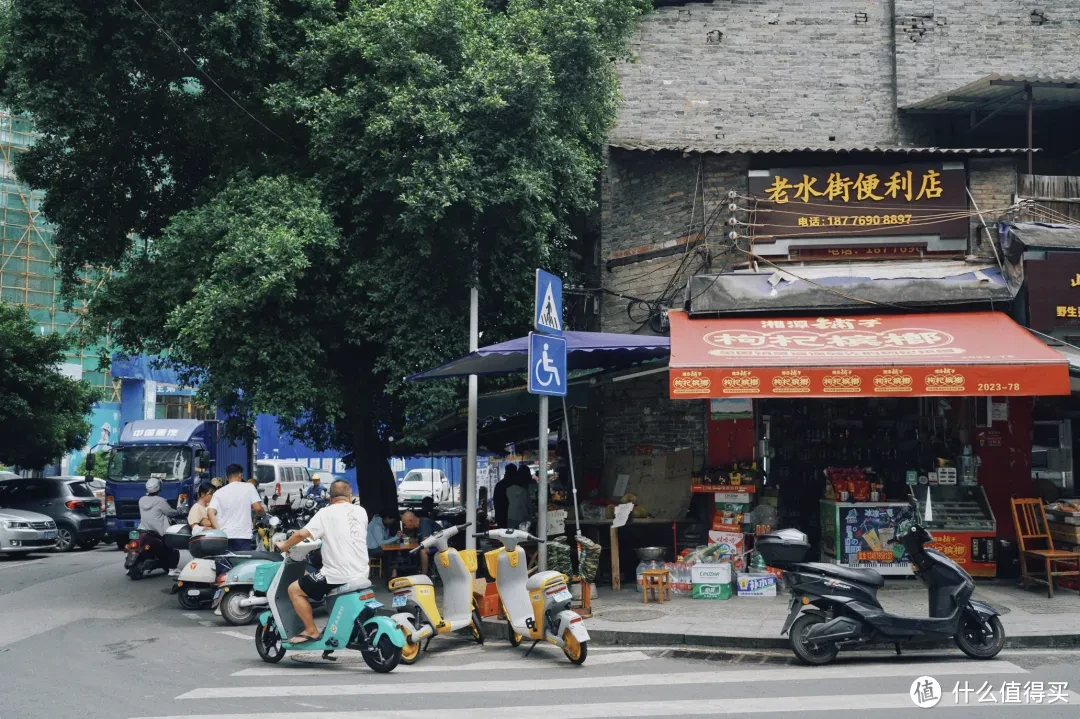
[[230, 650, 652, 676], [130, 690, 1080, 719], [178, 660, 1027, 699]]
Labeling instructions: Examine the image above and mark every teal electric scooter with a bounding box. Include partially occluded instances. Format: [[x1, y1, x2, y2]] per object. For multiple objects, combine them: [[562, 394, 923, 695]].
[[254, 538, 405, 672]]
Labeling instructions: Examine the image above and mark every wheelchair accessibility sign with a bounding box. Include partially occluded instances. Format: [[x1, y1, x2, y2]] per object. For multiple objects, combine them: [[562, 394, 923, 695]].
[[528, 332, 567, 397]]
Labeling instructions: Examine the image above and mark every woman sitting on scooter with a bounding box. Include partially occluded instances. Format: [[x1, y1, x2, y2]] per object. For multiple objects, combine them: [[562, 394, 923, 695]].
[[188, 483, 216, 535]]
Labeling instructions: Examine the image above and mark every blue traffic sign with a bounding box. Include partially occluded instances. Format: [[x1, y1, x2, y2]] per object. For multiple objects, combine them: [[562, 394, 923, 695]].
[[534, 269, 563, 336], [527, 332, 567, 397]]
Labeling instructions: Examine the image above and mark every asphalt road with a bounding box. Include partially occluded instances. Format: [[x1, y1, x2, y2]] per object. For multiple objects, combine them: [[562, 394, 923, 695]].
[[1, 547, 1079, 719]]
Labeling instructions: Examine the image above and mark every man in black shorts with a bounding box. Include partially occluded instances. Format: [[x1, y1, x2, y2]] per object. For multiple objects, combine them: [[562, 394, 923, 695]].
[[275, 480, 370, 644]]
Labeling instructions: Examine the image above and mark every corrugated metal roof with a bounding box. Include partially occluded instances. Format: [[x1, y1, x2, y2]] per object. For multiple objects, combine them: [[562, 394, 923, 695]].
[[904, 74, 1080, 113], [608, 140, 1037, 156]]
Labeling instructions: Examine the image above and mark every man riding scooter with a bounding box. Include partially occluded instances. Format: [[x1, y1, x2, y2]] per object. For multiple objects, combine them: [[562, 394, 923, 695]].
[[274, 480, 370, 644], [137, 477, 183, 575]]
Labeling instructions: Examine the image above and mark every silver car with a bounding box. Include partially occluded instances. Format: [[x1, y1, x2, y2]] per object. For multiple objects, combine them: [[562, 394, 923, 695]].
[[0, 504, 58, 556]]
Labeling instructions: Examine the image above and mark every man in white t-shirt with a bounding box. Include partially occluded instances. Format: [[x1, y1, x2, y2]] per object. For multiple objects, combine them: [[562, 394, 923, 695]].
[[208, 463, 265, 551], [275, 480, 369, 643]]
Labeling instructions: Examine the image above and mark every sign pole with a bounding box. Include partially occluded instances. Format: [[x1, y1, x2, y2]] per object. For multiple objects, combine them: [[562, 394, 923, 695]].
[[537, 394, 549, 570], [465, 287, 479, 551]]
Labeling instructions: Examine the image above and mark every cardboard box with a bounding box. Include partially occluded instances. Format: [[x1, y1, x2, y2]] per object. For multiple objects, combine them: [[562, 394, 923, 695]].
[[691, 562, 732, 585], [736, 572, 778, 597], [474, 592, 501, 617], [692, 583, 732, 600], [707, 531, 745, 556]]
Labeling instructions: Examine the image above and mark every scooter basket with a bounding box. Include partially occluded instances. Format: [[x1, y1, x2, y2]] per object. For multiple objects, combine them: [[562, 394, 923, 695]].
[[253, 561, 279, 592]]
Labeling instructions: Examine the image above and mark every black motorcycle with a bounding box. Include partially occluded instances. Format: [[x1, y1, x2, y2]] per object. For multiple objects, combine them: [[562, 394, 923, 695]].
[[759, 500, 1005, 665], [123, 529, 178, 580]]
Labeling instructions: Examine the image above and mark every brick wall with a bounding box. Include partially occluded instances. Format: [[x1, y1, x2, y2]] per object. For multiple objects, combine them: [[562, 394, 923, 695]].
[[613, 0, 904, 146], [597, 373, 707, 469], [601, 150, 749, 332], [895, 0, 1080, 108], [967, 157, 1019, 252]]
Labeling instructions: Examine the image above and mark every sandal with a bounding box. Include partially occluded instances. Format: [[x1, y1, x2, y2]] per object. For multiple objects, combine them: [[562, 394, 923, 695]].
[[286, 633, 320, 645]]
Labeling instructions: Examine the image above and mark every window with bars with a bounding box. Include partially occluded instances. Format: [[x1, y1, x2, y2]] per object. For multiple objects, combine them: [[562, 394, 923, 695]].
[[155, 395, 214, 420]]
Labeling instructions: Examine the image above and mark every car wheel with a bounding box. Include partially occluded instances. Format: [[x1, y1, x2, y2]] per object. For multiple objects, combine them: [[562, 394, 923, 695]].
[[54, 525, 77, 552]]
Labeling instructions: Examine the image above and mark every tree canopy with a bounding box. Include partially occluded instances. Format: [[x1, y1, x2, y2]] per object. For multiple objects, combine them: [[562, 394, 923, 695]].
[[0, 303, 100, 469], [0, 0, 647, 514]]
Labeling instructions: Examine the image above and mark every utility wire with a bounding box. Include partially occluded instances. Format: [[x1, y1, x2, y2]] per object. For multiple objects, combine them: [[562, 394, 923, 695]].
[[130, 0, 294, 148]]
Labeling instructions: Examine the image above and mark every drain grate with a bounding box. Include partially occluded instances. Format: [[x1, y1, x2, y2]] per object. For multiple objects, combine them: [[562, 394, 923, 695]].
[[593, 608, 667, 622]]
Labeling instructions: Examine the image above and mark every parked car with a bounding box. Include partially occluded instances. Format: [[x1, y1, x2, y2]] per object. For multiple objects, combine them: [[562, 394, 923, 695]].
[[255, 460, 314, 509], [0, 484, 58, 555], [397, 469, 451, 506], [0, 477, 105, 551], [86, 478, 106, 502]]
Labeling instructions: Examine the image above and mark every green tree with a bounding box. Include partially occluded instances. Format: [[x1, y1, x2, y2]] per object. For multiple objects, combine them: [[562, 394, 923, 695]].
[[75, 450, 110, 479], [0, 303, 100, 469], [0, 0, 646, 516]]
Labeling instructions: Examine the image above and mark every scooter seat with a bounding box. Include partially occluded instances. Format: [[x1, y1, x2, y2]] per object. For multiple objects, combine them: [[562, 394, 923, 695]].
[[326, 578, 373, 597], [801, 562, 885, 588], [228, 551, 283, 562]]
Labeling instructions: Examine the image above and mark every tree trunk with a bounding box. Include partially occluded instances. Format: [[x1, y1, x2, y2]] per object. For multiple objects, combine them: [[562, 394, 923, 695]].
[[352, 419, 398, 524]]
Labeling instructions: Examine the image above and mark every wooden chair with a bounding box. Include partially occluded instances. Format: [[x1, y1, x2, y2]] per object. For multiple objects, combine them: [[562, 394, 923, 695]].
[[641, 568, 671, 604], [369, 556, 383, 579], [1010, 497, 1080, 598]]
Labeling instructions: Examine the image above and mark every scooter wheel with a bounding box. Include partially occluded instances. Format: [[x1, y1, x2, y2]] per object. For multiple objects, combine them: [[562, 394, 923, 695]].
[[955, 614, 1005, 660], [361, 628, 402, 673], [470, 608, 485, 645], [399, 639, 421, 665], [789, 613, 840, 666], [507, 621, 523, 647], [562, 633, 587, 665], [126, 562, 144, 581], [255, 621, 287, 663], [221, 590, 257, 626], [177, 590, 203, 611]]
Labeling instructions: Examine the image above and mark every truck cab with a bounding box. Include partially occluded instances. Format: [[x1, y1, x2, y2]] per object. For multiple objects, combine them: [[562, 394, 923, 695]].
[[103, 420, 248, 548]]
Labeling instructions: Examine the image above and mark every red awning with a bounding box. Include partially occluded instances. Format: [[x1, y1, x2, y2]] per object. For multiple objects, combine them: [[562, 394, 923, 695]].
[[668, 310, 1070, 399]]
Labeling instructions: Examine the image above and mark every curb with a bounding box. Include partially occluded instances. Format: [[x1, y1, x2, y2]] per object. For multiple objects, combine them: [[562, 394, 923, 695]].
[[480, 617, 1080, 652]]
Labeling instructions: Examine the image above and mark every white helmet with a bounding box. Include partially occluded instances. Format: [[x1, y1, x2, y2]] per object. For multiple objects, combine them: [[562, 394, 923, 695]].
[[146, 477, 162, 494]]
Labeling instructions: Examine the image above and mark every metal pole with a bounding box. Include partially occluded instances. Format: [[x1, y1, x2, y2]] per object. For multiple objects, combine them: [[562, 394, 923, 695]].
[[465, 287, 479, 551], [561, 397, 581, 542], [537, 395, 549, 570], [1026, 83, 1034, 176]]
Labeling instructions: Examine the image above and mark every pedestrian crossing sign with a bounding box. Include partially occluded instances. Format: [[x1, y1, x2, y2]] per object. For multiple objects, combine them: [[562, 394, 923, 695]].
[[534, 269, 563, 336]]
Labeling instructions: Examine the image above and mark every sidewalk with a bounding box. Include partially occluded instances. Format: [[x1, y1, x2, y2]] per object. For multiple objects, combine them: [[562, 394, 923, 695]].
[[481, 578, 1080, 650]]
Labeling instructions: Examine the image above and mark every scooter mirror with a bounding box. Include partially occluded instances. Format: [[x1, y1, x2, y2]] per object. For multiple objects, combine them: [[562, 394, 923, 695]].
[[269, 516, 281, 527]]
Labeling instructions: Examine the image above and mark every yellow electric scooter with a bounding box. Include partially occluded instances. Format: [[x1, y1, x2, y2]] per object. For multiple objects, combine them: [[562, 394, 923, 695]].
[[478, 528, 590, 664], [389, 522, 483, 664]]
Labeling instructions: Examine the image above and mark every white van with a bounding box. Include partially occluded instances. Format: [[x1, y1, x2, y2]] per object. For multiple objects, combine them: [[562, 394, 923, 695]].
[[397, 468, 451, 505], [256, 460, 315, 508]]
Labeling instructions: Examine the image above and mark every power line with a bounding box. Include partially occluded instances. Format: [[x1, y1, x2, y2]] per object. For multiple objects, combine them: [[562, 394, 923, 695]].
[[129, 0, 294, 148]]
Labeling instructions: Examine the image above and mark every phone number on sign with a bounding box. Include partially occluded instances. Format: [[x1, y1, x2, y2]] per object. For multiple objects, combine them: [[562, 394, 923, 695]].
[[797, 214, 914, 228]]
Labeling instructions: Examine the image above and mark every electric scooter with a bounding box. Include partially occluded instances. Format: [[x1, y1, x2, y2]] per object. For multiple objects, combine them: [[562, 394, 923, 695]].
[[761, 498, 1006, 665], [253, 537, 405, 673], [214, 541, 324, 625], [389, 523, 484, 664], [124, 529, 176, 580], [478, 528, 589, 664]]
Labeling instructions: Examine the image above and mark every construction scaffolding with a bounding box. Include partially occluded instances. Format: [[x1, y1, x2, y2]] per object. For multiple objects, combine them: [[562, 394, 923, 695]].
[[0, 109, 119, 401]]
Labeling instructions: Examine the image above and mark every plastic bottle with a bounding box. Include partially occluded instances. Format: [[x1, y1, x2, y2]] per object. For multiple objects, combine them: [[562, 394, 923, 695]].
[[636, 560, 648, 586]]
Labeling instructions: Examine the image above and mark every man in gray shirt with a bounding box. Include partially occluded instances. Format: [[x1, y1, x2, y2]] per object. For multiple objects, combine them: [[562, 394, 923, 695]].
[[139, 477, 183, 573]]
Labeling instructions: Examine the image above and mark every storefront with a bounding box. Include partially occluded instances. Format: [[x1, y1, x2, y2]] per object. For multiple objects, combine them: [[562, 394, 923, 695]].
[[667, 309, 1071, 579]]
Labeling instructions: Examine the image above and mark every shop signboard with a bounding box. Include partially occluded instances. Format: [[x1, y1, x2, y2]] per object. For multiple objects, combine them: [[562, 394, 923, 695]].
[[668, 310, 1071, 400], [748, 163, 968, 242], [1024, 253, 1080, 334]]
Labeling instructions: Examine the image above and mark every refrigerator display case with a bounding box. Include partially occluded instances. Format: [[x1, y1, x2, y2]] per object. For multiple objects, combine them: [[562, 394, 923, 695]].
[[913, 485, 997, 577]]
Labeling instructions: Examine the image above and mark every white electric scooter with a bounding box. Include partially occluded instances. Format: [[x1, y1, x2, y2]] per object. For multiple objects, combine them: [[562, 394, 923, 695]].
[[389, 523, 484, 664], [478, 528, 589, 664]]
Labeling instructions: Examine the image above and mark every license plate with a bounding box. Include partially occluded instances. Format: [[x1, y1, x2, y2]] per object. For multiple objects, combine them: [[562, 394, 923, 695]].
[[213, 589, 223, 602], [43, 531, 57, 540], [129, 531, 140, 539], [187, 589, 201, 597], [392, 595, 407, 608], [88, 506, 100, 516], [552, 589, 572, 603], [368, 600, 383, 609]]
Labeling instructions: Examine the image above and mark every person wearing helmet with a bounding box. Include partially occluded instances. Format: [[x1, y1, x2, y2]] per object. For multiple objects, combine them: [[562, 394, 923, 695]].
[[138, 477, 183, 573]]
